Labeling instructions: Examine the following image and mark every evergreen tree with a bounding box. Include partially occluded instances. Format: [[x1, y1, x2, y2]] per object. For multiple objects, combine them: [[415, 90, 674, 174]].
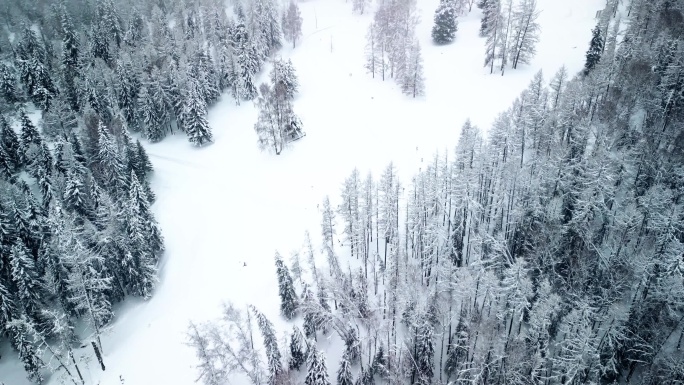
[[306, 348, 332, 385], [302, 284, 317, 339], [321, 196, 336, 251], [0, 63, 19, 104], [401, 41, 425, 98], [121, 172, 159, 298], [0, 278, 18, 330], [181, 77, 214, 147], [10, 242, 45, 327], [432, 0, 458, 44], [289, 326, 306, 370], [254, 82, 304, 154], [7, 318, 44, 384], [0, 116, 22, 171], [372, 344, 388, 378], [282, 1, 303, 48], [275, 251, 299, 319], [138, 83, 164, 142], [415, 322, 434, 384], [344, 327, 361, 365], [270, 59, 299, 101], [337, 353, 354, 385], [250, 306, 283, 385], [584, 25, 604, 75], [20, 110, 42, 148]]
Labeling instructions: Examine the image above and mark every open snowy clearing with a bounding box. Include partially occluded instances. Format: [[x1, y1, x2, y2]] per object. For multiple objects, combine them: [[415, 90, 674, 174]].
[[0, 0, 603, 383]]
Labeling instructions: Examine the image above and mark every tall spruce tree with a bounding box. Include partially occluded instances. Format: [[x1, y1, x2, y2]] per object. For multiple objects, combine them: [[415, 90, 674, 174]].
[[275, 252, 299, 319], [584, 25, 604, 75], [432, 0, 458, 44], [289, 326, 306, 370], [250, 306, 283, 385]]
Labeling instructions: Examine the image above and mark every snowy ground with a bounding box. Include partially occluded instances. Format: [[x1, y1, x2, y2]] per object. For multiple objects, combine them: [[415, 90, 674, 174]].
[[0, 0, 603, 383]]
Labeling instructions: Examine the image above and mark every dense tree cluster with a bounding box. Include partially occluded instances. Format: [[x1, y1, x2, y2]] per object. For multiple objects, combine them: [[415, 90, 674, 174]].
[[254, 59, 304, 154], [480, 0, 541, 75], [0, 0, 299, 148], [0, 110, 163, 383], [191, 1, 684, 384], [364, 0, 425, 97]]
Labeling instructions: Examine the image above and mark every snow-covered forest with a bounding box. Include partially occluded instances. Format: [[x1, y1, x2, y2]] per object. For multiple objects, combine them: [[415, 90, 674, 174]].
[[0, 0, 682, 384]]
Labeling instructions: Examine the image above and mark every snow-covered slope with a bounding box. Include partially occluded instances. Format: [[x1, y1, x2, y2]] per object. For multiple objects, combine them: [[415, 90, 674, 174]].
[[0, 0, 603, 383]]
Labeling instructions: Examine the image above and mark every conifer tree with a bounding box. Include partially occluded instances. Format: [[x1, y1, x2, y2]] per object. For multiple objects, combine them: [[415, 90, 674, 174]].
[[432, 0, 458, 44], [302, 284, 317, 340], [584, 25, 604, 75], [0, 63, 18, 104], [282, 1, 303, 48], [250, 306, 283, 385], [337, 353, 354, 385], [401, 41, 425, 98], [415, 322, 434, 384], [270, 59, 300, 101], [275, 252, 299, 319], [0, 116, 22, 172], [122, 172, 159, 298], [306, 348, 331, 385], [344, 327, 361, 365], [181, 77, 213, 146], [7, 318, 44, 384], [10, 242, 45, 327], [138, 83, 164, 142], [321, 196, 336, 251], [289, 326, 306, 370]]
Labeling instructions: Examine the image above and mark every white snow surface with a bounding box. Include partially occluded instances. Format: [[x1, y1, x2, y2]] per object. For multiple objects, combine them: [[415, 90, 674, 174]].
[[0, 0, 604, 383]]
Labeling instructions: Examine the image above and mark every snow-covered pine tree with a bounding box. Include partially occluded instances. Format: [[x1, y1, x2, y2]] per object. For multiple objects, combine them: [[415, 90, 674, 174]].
[[138, 82, 164, 142], [0, 63, 18, 104], [94, 121, 126, 196], [270, 59, 299, 101], [302, 284, 317, 340], [321, 196, 336, 251], [254, 82, 303, 154], [181, 76, 214, 146], [10, 242, 46, 328], [0, 116, 22, 171], [415, 321, 434, 384], [282, 1, 303, 48], [364, 23, 385, 80], [372, 344, 388, 378], [432, 0, 458, 44], [343, 326, 361, 365], [306, 348, 332, 385], [250, 306, 283, 385], [401, 40, 425, 98], [337, 353, 354, 385], [63, 235, 113, 353], [115, 59, 141, 131], [289, 326, 306, 370], [6, 318, 44, 384], [275, 252, 299, 319], [584, 24, 604, 75], [122, 172, 159, 298]]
